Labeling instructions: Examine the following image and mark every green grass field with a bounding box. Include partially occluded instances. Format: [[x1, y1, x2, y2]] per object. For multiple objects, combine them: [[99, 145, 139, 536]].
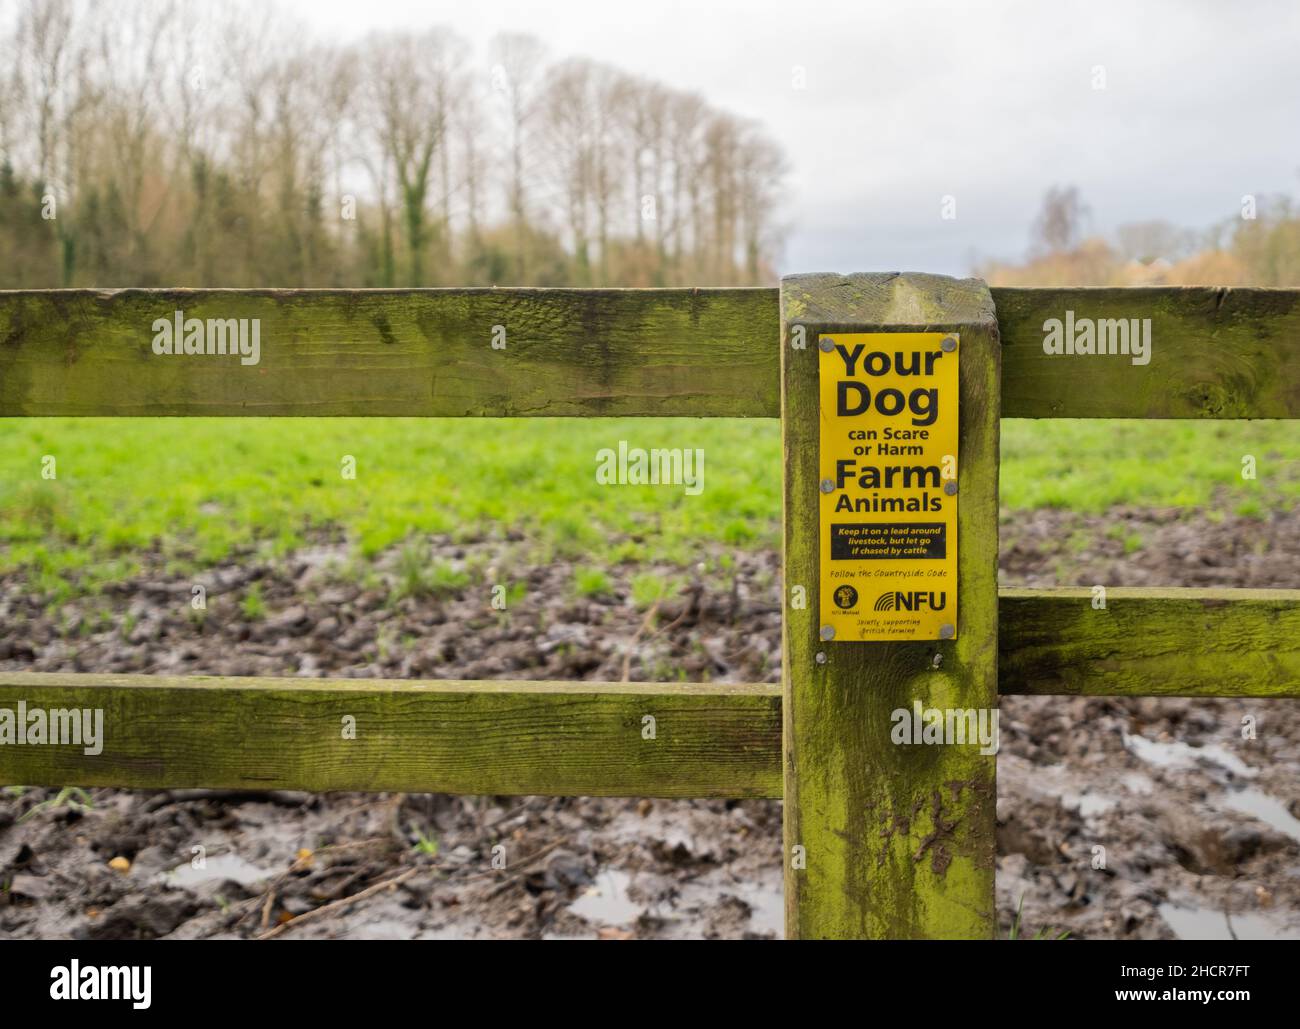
[[1, 418, 1295, 602]]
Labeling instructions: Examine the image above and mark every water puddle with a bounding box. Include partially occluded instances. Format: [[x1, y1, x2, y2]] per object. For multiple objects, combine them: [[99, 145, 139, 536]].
[[1121, 772, 1154, 795], [1012, 759, 1118, 820], [734, 883, 784, 937], [1122, 732, 1254, 778], [1158, 903, 1300, 941], [338, 921, 468, 940], [568, 869, 642, 926], [1061, 789, 1117, 818], [159, 853, 271, 889], [1222, 788, 1300, 844]]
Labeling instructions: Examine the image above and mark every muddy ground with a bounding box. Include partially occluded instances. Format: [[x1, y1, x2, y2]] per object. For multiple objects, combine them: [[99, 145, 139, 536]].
[[2, 503, 1299, 940]]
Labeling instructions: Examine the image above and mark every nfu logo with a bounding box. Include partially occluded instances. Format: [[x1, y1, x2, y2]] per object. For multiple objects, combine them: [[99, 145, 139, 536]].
[[874, 591, 947, 612], [832, 585, 858, 609]]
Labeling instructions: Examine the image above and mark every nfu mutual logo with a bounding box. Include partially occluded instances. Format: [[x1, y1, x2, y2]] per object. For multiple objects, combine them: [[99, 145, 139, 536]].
[[874, 590, 947, 612], [151, 310, 261, 366]]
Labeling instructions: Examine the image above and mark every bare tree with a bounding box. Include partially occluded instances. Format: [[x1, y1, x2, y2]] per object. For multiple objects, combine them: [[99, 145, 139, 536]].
[[666, 91, 707, 282], [1031, 185, 1089, 255], [735, 123, 786, 281], [488, 32, 546, 280], [539, 58, 599, 283], [361, 28, 465, 285], [0, 4, 788, 290]]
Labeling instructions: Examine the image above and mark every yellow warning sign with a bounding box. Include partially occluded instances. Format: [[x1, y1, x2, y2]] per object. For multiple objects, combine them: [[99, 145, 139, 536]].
[[819, 332, 958, 642]]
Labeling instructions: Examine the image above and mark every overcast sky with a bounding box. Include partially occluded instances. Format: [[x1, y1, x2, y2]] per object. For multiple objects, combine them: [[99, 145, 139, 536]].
[[284, 0, 1300, 276]]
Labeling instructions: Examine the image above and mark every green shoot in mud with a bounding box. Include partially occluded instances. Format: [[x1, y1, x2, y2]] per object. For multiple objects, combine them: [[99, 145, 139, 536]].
[[630, 572, 685, 610], [394, 540, 470, 600], [240, 583, 266, 621], [410, 828, 439, 858], [574, 567, 613, 599], [1007, 895, 1071, 940], [17, 786, 94, 824]]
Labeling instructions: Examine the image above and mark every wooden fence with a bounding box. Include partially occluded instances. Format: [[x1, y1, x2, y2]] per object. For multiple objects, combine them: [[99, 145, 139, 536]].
[[1, 274, 1297, 939]]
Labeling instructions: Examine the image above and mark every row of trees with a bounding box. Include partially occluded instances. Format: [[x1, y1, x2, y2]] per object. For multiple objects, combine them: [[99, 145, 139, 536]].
[[0, 0, 788, 288], [980, 185, 1300, 287]]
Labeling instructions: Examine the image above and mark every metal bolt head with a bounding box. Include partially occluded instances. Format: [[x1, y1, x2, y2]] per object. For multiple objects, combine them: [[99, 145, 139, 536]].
[[815, 651, 827, 665], [944, 480, 958, 496], [819, 624, 835, 641], [941, 336, 957, 352], [820, 478, 835, 494], [819, 337, 835, 352], [939, 623, 956, 640]]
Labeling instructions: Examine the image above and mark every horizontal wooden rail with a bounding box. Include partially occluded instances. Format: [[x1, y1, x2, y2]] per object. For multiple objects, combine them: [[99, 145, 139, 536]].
[[2, 589, 1296, 797], [0, 674, 782, 798], [993, 287, 1300, 418], [2, 286, 1298, 418], [0, 288, 780, 418], [999, 587, 1300, 698]]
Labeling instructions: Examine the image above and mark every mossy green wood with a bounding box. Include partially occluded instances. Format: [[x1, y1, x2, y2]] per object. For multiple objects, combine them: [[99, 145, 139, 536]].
[[0, 287, 778, 417], [999, 587, 1300, 697], [4, 286, 1299, 417], [992, 286, 1300, 418], [0, 674, 782, 798], [781, 273, 1000, 940]]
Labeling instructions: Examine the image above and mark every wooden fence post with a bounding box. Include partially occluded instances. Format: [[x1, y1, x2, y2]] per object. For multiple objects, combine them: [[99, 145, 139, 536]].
[[780, 273, 1001, 938]]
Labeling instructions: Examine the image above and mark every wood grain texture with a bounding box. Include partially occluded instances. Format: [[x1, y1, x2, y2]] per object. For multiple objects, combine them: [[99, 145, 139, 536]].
[[4, 285, 1298, 417], [781, 272, 1000, 939], [992, 286, 1300, 418], [999, 587, 1300, 697], [0, 674, 782, 798], [0, 288, 779, 417]]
